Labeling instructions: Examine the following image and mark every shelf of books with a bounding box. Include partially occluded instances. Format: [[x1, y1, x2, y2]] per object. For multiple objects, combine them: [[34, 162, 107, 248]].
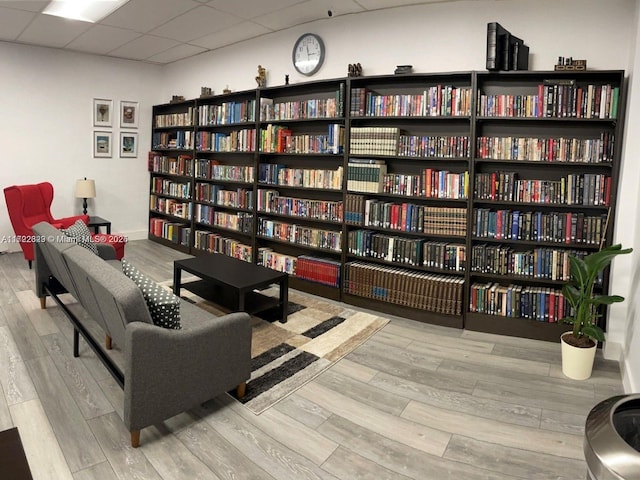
[[342, 73, 472, 327], [254, 79, 346, 299], [467, 70, 624, 341], [148, 71, 625, 342]]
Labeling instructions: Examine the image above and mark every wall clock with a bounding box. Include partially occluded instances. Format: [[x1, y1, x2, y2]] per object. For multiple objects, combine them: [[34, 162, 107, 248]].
[[292, 33, 325, 76]]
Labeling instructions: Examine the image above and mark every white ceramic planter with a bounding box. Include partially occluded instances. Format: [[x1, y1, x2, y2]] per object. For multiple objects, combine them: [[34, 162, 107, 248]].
[[561, 332, 597, 380]]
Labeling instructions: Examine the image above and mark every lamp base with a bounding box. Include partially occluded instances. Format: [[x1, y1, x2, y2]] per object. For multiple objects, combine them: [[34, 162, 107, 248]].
[[82, 198, 88, 215]]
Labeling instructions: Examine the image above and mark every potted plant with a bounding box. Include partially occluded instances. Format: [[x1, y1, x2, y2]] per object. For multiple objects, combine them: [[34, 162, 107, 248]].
[[561, 244, 632, 380]]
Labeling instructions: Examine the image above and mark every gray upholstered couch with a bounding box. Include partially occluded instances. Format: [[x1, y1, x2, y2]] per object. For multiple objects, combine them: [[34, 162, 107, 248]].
[[32, 221, 252, 447]]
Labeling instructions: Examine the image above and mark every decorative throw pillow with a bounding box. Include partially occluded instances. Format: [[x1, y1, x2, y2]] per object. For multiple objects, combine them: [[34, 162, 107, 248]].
[[121, 259, 182, 330], [61, 219, 99, 255]]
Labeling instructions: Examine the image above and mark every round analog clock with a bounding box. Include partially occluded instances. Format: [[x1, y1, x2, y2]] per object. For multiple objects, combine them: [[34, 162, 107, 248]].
[[292, 33, 325, 76]]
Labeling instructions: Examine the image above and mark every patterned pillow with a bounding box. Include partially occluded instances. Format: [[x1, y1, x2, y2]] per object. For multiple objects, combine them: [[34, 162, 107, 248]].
[[122, 259, 182, 330], [61, 219, 99, 255]]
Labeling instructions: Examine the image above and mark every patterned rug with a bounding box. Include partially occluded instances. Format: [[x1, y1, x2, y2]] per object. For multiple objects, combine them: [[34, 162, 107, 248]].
[[180, 285, 390, 414]]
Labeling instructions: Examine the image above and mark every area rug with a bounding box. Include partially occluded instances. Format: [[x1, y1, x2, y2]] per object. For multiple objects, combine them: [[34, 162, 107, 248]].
[[178, 284, 390, 414]]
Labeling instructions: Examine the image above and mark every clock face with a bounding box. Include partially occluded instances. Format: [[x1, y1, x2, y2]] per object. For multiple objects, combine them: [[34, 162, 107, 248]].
[[292, 33, 325, 76]]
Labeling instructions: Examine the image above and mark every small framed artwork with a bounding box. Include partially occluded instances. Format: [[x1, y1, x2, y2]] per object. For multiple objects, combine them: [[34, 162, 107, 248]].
[[93, 98, 113, 127], [120, 100, 139, 128], [120, 132, 138, 157], [93, 131, 112, 158]]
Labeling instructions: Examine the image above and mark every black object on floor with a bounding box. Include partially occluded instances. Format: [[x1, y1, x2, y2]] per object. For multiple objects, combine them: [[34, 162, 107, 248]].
[[0, 427, 33, 480]]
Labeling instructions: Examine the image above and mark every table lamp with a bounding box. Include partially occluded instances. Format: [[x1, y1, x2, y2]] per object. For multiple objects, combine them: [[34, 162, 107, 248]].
[[75, 178, 96, 215]]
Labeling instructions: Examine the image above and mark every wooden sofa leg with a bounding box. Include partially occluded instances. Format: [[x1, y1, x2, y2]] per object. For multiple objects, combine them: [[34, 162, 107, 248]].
[[236, 382, 247, 399], [40, 297, 46, 309], [105, 335, 112, 350], [131, 430, 140, 448]]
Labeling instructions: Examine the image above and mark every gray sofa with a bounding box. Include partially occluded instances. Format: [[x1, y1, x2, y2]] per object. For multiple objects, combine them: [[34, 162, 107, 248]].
[[32, 221, 252, 447]]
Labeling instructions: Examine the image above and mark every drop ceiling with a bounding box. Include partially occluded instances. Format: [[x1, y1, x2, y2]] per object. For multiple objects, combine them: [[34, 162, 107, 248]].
[[0, 0, 467, 64]]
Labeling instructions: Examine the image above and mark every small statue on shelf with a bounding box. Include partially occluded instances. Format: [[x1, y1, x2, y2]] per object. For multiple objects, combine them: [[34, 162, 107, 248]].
[[555, 57, 587, 71], [223, 85, 232, 94], [170, 95, 185, 104], [348, 63, 362, 77], [255, 65, 267, 87], [285, 74, 289, 85], [200, 87, 213, 98]]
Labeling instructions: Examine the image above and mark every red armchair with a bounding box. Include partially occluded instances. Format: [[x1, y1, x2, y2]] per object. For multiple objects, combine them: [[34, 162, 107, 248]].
[[4, 182, 88, 268]]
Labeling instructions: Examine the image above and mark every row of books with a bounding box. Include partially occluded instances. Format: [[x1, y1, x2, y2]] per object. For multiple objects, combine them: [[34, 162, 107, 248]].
[[469, 282, 571, 322], [151, 177, 191, 200], [194, 160, 254, 183], [476, 133, 615, 163], [389, 169, 469, 199], [196, 129, 256, 153], [149, 195, 191, 219], [193, 230, 252, 262], [344, 261, 464, 314], [350, 86, 472, 117], [472, 209, 608, 245], [149, 154, 193, 176], [477, 82, 619, 119], [260, 86, 344, 120], [350, 126, 399, 156], [474, 172, 612, 206], [197, 100, 256, 126], [363, 200, 467, 236], [260, 124, 344, 154], [152, 131, 194, 150], [154, 109, 195, 128], [149, 218, 190, 246], [257, 189, 343, 222], [258, 250, 341, 287], [195, 184, 253, 210], [258, 164, 343, 190], [257, 218, 342, 251], [398, 135, 471, 159], [470, 244, 590, 281], [195, 209, 253, 233], [346, 160, 386, 193]]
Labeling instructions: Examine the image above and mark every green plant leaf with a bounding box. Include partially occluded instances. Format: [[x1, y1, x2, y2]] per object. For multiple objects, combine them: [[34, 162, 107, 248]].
[[583, 325, 605, 342], [589, 295, 625, 306]]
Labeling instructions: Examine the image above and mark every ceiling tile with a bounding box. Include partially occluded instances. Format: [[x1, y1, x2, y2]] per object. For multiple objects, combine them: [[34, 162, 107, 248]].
[[101, 0, 199, 33], [0, 7, 35, 41], [107, 34, 180, 60], [255, 0, 364, 31], [0, 1, 47, 12], [66, 25, 142, 55], [354, 0, 443, 9], [190, 20, 271, 49], [17, 14, 91, 48], [208, 0, 307, 19], [146, 43, 207, 63], [149, 5, 243, 42]]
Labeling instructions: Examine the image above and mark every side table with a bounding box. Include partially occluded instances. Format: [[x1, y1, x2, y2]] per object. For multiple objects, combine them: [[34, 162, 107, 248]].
[[87, 216, 111, 234]]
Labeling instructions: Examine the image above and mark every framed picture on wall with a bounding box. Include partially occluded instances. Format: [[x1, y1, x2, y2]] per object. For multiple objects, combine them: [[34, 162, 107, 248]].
[[93, 98, 113, 127], [120, 132, 138, 157], [93, 131, 112, 158], [120, 100, 139, 128]]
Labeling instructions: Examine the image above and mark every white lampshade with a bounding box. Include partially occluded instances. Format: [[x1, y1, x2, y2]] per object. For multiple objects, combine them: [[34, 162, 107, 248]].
[[75, 179, 96, 199]]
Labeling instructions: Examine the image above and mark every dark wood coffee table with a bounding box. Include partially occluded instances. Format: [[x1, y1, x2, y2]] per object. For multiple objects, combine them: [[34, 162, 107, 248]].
[[0, 427, 33, 480], [173, 254, 289, 323]]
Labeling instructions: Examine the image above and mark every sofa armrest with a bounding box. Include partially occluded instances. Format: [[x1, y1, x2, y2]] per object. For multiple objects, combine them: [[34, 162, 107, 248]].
[[123, 312, 252, 432], [95, 242, 117, 260]]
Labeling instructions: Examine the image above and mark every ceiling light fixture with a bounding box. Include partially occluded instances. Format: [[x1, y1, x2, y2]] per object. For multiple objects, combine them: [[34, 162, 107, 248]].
[[43, 0, 130, 23]]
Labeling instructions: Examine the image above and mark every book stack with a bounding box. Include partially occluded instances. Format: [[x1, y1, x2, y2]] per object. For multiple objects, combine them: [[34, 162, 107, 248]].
[[258, 249, 297, 274], [154, 109, 195, 127], [153, 130, 194, 150], [423, 242, 466, 271], [258, 164, 343, 190], [348, 230, 423, 266], [193, 230, 252, 262], [198, 99, 256, 125], [257, 219, 342, 251], [150, 195, 191, 219], [257, 189, 343, 222], [350, 127, 400, 155], [197, 129, 256, 152], [150, 154, 193, 176], [195, 160, 254, 183], [344, 261, 464, 315], [195, 184, 253, 209], [486, 22, 529, 71], [347, 159, 387, 193], [260, 85, 344, 120], [151, 177, 191, 199], [345, 194, 365, 225], [398, 134, 471, 158], [470, 282, 572, 322], [423, 206, 467, 236], [295, 256, 341, 287], [150, 218, 190, 246]]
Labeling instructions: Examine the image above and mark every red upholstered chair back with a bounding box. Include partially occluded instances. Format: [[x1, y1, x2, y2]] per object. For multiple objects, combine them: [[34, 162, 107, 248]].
[[4, 182, 88, 263]]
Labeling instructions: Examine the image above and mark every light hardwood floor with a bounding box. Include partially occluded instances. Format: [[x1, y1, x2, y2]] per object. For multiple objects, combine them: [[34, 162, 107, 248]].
[[0, 240, 623, 479]]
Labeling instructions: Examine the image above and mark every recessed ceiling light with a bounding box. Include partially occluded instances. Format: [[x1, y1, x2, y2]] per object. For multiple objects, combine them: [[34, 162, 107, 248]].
[[43, 0, 130, 23]]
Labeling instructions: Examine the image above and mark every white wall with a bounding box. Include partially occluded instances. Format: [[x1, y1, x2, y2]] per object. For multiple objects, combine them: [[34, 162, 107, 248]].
[[3, 0, 640, 388], [0, 41, 162, 250]]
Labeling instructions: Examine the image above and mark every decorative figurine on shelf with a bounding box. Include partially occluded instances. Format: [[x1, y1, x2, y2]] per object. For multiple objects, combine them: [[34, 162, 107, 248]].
[[200, 87, 213, 98], [223, 85, 232, 94], [255, 65, 267, 87], [555, 57, 587, 71], [170, 95, 185, 104], [285, 74, 289, 85], [348, 63, 362, 77]]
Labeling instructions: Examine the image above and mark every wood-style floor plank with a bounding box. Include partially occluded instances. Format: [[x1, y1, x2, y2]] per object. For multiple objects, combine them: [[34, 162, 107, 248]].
[[0, 383, 13, 431], [1, 302, 49, 361], [16, 289, 59, 336], [321, 445, 413, 480], [0, 325, 38, 406], [272, 393, 333, 430], [73, 462, 119, 480]]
